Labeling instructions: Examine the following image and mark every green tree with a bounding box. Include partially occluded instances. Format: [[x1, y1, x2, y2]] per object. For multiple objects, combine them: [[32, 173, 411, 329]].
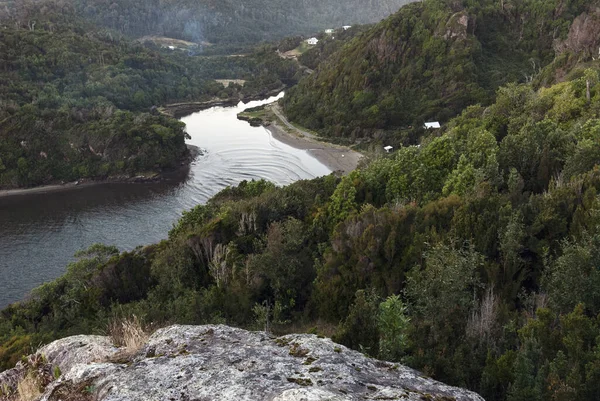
[[507, 337, 545, 401], [378, 294, 410, 361], [327, 174, 358, 228], [498, 209, 527, 299], [545, 232, 600, 315], [405, 242, 484, 381], [334, 289, 380, 356]]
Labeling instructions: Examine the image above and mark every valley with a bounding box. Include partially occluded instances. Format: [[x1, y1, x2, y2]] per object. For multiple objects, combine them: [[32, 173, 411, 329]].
[[3, 1, 600, 401], [0, 94, 333, 309]]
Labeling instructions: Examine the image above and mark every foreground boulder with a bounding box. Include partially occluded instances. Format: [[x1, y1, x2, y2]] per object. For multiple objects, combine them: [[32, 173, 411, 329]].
[[0, 325, 484, 401]]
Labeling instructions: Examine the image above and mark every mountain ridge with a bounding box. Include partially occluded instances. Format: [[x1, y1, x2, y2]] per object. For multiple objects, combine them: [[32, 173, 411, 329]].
[[282, 0, 598, 140], [1, 0, 417, 44]]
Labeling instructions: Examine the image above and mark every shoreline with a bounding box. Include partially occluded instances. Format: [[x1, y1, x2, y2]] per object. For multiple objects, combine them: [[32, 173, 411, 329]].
[[0, 171, 184, 199], [241, 104, 363, 175], [266, 123, 363, 175], [0, 145, 200, 199], [162, 87, 286, 118], [0, 94, 359, 199]]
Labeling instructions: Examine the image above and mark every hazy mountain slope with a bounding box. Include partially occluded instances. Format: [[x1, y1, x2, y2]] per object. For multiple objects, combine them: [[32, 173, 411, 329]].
[[282, 0, 597, 139], [1, 0, 417, 43], [0, 18, 299, 189]]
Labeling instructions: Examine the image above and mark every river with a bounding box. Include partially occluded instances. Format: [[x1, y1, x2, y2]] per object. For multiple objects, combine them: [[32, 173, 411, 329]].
[[0, 94, 331, 308]]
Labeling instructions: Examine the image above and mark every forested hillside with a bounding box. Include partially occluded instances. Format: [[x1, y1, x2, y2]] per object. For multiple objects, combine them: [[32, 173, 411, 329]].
[[4, 55, 600, 400], [0, 17, 299, 189], [1, 0, 415, 44], [283, 0, 597, 139], [4, 1, 600, 401], [295, 25, 372, 70]]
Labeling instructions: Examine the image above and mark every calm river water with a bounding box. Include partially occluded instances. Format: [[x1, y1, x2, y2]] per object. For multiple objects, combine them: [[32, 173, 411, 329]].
[[0, 94, 330, 308]]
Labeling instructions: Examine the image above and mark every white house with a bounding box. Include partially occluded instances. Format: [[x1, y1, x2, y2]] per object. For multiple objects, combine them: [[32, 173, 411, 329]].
[[424, 122, 441, 129], [343, 25, 352, 30], [306, 37, 319, 45], [325, 29, 334, 34], [384, 146, 394, 153]]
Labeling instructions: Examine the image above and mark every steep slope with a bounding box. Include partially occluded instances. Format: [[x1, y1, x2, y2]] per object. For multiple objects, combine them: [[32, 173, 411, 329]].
[[0, 17, 300, 189], [0, 325, 484, 400], [282, 0, 597, 139], [0, 25, 191, 188], [1, 0, 416, 44], [4, 1, 600, 401], [536, 7, 600, 86], [4, 61, 600, 399]]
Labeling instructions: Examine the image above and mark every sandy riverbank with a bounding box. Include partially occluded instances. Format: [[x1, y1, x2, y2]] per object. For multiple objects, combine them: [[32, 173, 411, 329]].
[[264, 120, 363, 175]]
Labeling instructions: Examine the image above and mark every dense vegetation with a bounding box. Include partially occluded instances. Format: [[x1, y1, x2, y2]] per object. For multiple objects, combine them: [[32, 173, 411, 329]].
[[295, 25, 372, 70], [5, 1, 600, 401], [1, 0, 415, 44], [0, 18, 299, 188], [4, 53, 600, 399], [283, 0, 597, 140]]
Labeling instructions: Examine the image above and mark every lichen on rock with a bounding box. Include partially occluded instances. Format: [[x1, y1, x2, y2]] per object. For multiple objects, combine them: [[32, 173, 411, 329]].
[[1, 325, 485, 401]]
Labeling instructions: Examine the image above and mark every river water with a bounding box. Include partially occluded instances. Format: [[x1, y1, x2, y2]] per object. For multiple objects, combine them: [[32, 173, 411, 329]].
[[0, 94, 330, 308]]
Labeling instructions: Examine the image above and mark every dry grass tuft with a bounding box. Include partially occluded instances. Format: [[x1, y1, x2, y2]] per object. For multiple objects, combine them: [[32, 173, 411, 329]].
[[16, 373, 42, 401], [107, 316, 150, 355]]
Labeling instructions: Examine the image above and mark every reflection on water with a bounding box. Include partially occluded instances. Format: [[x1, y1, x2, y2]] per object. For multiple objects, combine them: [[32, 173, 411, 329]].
[[0, 93, 330, 307]]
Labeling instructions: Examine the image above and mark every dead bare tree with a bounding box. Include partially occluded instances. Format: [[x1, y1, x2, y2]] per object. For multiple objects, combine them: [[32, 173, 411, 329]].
[[466, 287, 498, 342], [237, 210, 258, 236], [244, 254, 255, 286], [208, 243, 231, 288]]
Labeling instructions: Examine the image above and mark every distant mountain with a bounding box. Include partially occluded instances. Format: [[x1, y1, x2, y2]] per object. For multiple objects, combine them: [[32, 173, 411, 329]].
[[282, 0, 599, 140], [1, 0, 416, 43]]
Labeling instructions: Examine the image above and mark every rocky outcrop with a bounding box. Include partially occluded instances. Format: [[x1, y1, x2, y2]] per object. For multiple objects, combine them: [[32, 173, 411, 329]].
[[555, 10, 600, 57], [0, 325, 485, 401], [442, 12, 471, 41]]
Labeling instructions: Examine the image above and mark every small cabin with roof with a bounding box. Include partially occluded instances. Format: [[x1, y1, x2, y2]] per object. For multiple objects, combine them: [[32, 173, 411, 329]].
[[384, 146, 394, 153], [424, 122, 441, 129], [306, 37, 319, 45]]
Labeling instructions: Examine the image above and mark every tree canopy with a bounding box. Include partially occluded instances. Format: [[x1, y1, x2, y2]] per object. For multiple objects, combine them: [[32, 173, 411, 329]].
[[283, 0, 598, 140], [0, 20, 300, 188]]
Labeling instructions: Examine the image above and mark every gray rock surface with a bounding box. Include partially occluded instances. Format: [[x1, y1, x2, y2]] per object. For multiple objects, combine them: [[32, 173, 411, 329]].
[[2, 325, 485, 401], [39, 335, 120, 374]]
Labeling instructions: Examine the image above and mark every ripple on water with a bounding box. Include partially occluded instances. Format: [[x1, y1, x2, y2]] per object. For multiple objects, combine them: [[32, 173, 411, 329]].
[[0, 93, 331, 308]]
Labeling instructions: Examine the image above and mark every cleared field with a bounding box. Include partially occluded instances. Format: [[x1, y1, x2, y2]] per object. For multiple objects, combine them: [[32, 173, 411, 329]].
[[216, 79, 246, 87], [137, 36, 210, 49]]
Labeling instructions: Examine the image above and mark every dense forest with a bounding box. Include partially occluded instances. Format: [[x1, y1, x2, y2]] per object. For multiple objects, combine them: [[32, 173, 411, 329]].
[[4, 50, 600, 399], [0, 16, 300, 188], [283, 0, 598, 140], [1, 0, 415, 44], [294, 25, 372, 71], [4, 0, 600, 401]]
